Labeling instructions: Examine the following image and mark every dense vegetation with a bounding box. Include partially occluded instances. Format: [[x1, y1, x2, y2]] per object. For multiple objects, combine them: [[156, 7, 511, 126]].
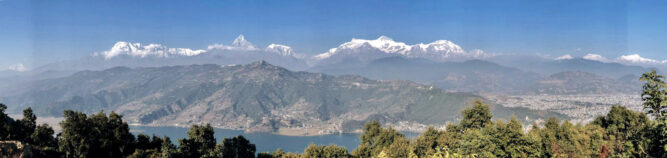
[[0, 70, 666, 157]]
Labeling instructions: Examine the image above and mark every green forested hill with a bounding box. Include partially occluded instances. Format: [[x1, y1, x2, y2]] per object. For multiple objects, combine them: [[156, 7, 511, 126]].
[[1, 61, 561, 132]]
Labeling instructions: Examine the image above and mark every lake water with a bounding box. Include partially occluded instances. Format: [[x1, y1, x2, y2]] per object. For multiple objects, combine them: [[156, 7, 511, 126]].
[[131, 126, 420, 153], [131, 126, 363, 153]]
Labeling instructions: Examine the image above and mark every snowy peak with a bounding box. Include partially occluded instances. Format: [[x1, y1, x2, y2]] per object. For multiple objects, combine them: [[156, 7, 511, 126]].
[[616, 54, 665, 64], [583, 54, 609, 62], [265, 44, 293, 56], [410, 40, 464, 56], [553, 53, 667, 66], [555, 54, 574, 60], [99, 35, 300, 59], [6, 63, 28, 72], [314, 35, 475, 61], [231, 34, 256, 49], [208, 34, 259, 51], [336, 36, 410, 54], [98, 41, 207, 59]]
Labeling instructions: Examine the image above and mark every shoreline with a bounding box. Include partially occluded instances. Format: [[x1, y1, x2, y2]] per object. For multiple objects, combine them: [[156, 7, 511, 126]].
[[129, 124, 363, 137]]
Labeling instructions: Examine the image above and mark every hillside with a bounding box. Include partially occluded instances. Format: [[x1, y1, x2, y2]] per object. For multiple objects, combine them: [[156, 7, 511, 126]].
[[312, 57, 543, 93], [1, 61, 562, 134], [530, 71, 639, 95]]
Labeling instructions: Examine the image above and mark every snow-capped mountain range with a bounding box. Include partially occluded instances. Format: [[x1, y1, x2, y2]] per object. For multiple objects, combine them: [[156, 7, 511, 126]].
[[555, 53, 667, 66], [313, 36, 482, 61], [92, 34, 666, 68], [96, 35, 486, 64], [97, 35, 299, 59], [9, 34, 666, 74]]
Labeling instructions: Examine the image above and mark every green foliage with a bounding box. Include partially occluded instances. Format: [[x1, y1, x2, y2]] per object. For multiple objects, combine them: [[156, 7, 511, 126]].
[[302, 144, 324, 158], [0, 103, 9, 140], [2, 69, 667, 157], [592, 105, 651, 156], [9, 108, 37, 143], [351, 143, 372, 158], [639, 69, 667, 156], [302, 144, 349, 158], [257, 152, 273, 158], [128, 149, 161, 158], [132, 134, 165, 158], [460, 100, 492, 130], [212, 135, 256, 158], [459, 129, 496, 157], [322, 144, 349, 158], [383, 137, 411, 158], [160, 136, 179, 158], [413, 127, 443, 157], [58, 110, 135, 158], [178, 124, 217, 158], [356, 120, 405, 157], [640, 69, 667, 120], [273, 148, 285, 158], [483, 116, 540, 157], [31, 123, 57, 148]]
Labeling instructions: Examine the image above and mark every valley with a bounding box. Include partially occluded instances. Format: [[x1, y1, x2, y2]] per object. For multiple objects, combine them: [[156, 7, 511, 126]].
[[0, 35, 658, 136], [484, 94, 643, 123]]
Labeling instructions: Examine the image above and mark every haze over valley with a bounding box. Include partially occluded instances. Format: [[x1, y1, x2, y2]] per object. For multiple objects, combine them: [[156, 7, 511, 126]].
[[0, 35, 655, 135]]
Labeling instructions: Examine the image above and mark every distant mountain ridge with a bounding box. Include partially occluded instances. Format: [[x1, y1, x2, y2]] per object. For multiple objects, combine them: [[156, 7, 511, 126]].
[[529, 71, 640, 95], [311, 57, 542, 93], [0, 61, 562, 133], [488, 57, 654, 79], [3, 35, 658, 97], [311, 56, 644, 95]]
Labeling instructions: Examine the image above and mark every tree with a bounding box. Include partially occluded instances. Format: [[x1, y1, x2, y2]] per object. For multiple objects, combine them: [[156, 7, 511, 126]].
[[460, 100, 493, 130], [383, 137, 411, 158], [357, 120, 405, 157], [178, 124, 217, 158], [640, 69, 667, 120], [351, 143, 372, 158], [413, 126, 442, 157], [128, 149, 160, 158], [31, 123, 57, 148], [273, 148, 285, 158], [0, 103, 9, 140], [459, 129, 496, 157], [11, 107, 37, 142], [136, 134, 151, 150], [639, 69, 667, 156], [133, 134, 165, 157], [160, 137, 179, 158], [485, 116, 540, 157], [592, 105, 651, 156], [105, 111, 137, 157], [5, 107, 36, 143], [257, 152, 273, 158], [360, 120, 382, 147], [302, 144, 324, 158], [58, 110, 93, 157], [302, 144, 348, 158], [322, 144, 349, 158], [593, 106, 649, 141], [212, 135, 256, 158], [58, 110, 135, 158]]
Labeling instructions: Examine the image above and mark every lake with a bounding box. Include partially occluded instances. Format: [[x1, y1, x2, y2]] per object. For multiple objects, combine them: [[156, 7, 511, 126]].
[[131, 126, 420, 153], [131, 126, 363, 153]]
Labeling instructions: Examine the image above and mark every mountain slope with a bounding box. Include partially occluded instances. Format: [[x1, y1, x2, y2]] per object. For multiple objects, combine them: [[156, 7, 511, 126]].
[[529, 71, 639, 95], [1, 61, 561, 133], [488, 56, 653, 79], [312, 57, 543, 93]]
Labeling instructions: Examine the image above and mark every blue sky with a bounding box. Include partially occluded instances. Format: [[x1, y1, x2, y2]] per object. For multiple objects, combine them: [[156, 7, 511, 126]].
[[1, 0, 666, 69]]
